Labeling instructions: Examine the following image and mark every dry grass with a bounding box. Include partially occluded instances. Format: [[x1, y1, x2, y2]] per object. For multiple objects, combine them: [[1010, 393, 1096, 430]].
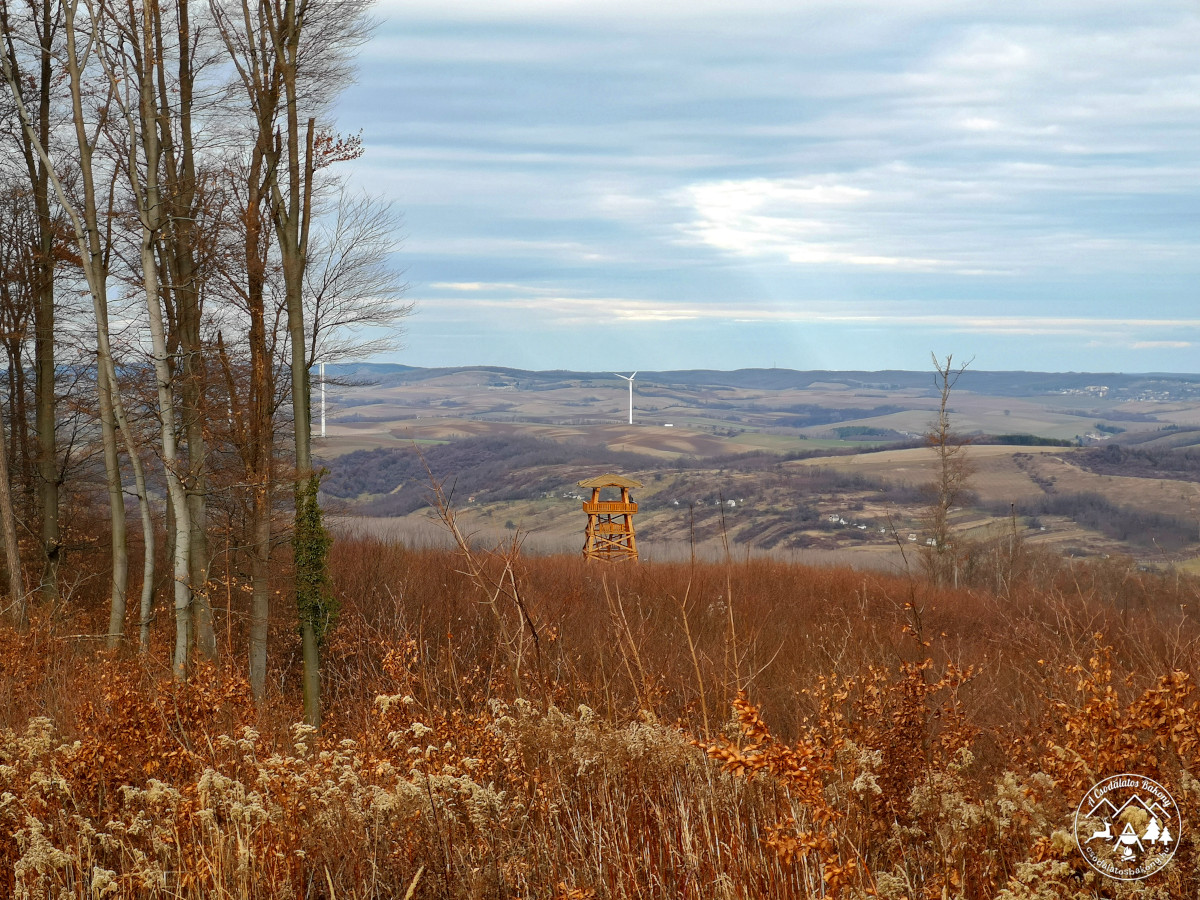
[[788, 445, 1063, 502], [2, 531, 1199, 898]]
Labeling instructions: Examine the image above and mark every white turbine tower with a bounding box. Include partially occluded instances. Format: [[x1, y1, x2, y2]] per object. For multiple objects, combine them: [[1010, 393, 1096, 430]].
[[615, 371, 637, 424]]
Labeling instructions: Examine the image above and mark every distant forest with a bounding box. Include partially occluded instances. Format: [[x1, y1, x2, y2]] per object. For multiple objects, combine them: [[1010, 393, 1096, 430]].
[[319, 435, 931, 523], [994, 492, 1199, 551], [987, 443, 1200, 551], [1075, 444, 1200, 482], [319, 437, 661, 516], [322, 434, 1200, 552]]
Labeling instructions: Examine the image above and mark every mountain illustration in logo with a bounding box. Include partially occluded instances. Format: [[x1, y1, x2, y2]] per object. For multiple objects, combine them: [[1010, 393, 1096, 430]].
[[1086, 792, 1170, 826], [1084, 793, 1175, 852], [1075, 775, 1181, 881], [1085, 797, 1120, 820]]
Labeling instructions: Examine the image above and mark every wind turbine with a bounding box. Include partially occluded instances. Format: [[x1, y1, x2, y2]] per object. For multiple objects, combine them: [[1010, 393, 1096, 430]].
[[614, 371, 637, 425]]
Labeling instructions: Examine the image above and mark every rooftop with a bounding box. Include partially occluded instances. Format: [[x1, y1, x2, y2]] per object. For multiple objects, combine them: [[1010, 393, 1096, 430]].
[[577, 473, 644, 489]]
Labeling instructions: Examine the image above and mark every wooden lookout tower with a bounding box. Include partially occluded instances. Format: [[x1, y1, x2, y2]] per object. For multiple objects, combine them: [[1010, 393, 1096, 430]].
[[579, 474, 643, 561]]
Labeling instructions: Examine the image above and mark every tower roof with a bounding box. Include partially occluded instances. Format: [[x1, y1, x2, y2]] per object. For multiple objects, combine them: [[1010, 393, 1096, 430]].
[[577, 473, 643, 489]]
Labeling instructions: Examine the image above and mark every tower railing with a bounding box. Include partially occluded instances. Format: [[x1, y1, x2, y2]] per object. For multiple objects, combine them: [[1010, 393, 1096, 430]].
[[578, 474, 642, 562]]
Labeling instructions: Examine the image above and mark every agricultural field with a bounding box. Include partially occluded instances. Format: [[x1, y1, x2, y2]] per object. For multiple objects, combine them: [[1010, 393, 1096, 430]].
[[317, 366, 1200, 572]]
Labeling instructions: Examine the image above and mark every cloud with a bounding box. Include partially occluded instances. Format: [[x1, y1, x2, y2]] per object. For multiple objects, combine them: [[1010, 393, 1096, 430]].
[[375, 0, 1192, 26], [414, 289, 1200, 338], [429, 282, 527, 292], [671, 159, 1200, 276], [674, 176, 958, 271], [1131, 341, 1193, 350], [343, 1, 1200, 370]]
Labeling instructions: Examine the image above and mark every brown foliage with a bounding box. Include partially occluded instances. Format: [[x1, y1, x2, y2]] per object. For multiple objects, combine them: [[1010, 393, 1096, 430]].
[[1, 537, 1199, 897]]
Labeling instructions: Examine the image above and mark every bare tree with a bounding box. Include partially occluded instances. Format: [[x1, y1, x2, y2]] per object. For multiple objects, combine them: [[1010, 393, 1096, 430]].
[[0, 177, 38, 502], [52, 0, 162, 647], [61, 0, 148, 648], [0, 383, 25, 628], [148, 0, 219, 660], [212, 0, 374, 725], [90, 0, 203, 674], [921, 353, 973, 587], [2, 0, 162, 645], [0, 0, 64, 604], [305, 188, 410, 368], [212, 143, 285, 699]]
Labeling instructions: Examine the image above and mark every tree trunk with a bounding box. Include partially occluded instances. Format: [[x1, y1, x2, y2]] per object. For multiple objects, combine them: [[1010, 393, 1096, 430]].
[[143, 230, 192, 674], [136, 472, 156, 651], [60, 0, 142, 644], [1, 0, 64, 604], [152, 0, 216, 661], [97, 363, 129, 646], [0, 390, 26, 630], [249, 481, 272, 697], [33, 233, 59, 605], [33, 0, 60, 607], [274, 85, 323, 725], [134, 65, 192, 677]]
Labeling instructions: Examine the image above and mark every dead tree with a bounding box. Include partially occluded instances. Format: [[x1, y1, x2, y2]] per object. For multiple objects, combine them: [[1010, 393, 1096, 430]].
[[921, 353, 973, 587]]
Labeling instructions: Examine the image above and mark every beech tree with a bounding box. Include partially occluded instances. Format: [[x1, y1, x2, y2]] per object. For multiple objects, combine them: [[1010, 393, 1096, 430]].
[[93, 0, 210, 674], [0, 187, 27, 623], [60, 0, 156, 648], [0, 0, 63, 604], [1, 0, 407, 709], [212, 143, 284, 700], [305, 188, 411, 369], [212, 0, 374, 725], [0, 177, 38, 504], [20, 0, 165, 649], [148, 0, 219, 660]]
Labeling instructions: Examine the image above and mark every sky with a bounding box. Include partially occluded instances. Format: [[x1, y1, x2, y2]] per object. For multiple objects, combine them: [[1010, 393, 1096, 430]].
[[337, 0, 1200, 374]]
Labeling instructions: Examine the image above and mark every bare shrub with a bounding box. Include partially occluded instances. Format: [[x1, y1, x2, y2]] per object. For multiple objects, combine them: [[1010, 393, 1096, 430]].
[[1, 536, 1199, 897]]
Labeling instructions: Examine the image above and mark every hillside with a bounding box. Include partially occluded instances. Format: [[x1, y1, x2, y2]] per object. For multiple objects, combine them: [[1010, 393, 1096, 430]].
[[5, 537, 1200, 898], [331, 363, 1200, 399], [320, 364, 1200, 451], [315, 367, 1200, 570]]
